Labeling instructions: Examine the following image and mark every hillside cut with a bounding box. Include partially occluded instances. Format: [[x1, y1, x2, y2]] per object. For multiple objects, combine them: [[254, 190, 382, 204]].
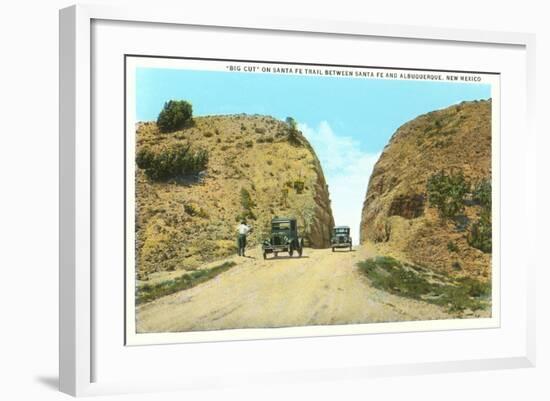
[[136, 114, 334, 276], [360, 100, 492, 280]]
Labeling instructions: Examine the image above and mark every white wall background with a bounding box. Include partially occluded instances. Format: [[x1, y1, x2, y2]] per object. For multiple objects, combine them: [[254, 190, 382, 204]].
[[0, 0, 547, 400]]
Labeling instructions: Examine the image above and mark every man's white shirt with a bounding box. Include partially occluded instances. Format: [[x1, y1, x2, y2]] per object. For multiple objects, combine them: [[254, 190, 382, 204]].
[[237, 224, 251, 235]]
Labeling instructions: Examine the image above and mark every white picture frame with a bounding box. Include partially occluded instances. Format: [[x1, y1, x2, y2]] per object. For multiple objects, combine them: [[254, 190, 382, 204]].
[[59, 4, 536, 397]]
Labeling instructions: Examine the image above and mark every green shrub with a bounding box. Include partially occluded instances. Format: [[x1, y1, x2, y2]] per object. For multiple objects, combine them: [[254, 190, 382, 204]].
[[293, 180, 305, 194], [468, 179, 492, 253], [136, 143, 208, 181], [472, 179, 491, 210], [447, 241, 459, 253], [135, 146, 154, 168], [427, 171, 492, 252], [156, 100, 193, 133], [280, 188, 289, 207], [184, 204, 209, 218], [240, 188, 255, 210], [427, 170, 470, 219], [239, 188, 256, 220], [285, 116, 301, 145], [468, 210, 492, 253]]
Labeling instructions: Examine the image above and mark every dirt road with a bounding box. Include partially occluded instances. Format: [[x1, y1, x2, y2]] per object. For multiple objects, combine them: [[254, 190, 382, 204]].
[[136, 246, 450, 333]]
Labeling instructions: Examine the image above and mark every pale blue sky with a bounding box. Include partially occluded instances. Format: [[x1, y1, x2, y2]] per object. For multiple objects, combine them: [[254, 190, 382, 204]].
[[135, 67, 491, 239], [136, 68, 490, 153]]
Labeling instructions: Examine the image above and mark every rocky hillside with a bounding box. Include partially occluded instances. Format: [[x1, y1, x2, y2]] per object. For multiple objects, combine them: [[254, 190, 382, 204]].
[[360, 99, 492, 280], [136, 114, 334, 276]]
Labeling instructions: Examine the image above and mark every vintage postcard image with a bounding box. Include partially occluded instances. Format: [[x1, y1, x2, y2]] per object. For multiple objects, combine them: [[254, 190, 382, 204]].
[[125, 56, 499, 344]]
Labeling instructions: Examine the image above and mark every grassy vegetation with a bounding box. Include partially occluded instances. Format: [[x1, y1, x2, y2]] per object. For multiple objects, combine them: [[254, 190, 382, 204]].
[[357, 256, 491, 313], [137, 261, 237, 305]]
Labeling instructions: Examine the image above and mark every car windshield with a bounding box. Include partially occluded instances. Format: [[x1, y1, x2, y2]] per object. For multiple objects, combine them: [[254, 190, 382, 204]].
[[272, 222, 291, 231], [334, 228, 349, 235]]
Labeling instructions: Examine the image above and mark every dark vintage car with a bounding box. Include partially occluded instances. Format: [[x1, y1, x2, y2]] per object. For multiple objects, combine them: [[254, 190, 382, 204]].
[[262, 217, 304, 259], [331, 226, 352, 251]]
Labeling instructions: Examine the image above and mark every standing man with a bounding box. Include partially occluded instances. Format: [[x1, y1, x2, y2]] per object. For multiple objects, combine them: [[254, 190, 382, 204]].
[[237, 220, 252, 257]]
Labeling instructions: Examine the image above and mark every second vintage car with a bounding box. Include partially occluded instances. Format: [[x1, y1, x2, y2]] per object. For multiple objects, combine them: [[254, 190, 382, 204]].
[[331, 226, 352, 251]]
